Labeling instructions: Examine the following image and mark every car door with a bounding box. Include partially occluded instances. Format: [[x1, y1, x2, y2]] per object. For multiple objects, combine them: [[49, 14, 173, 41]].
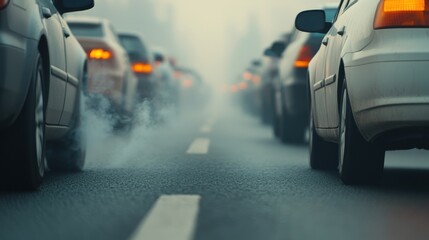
[[58, 15, 83, 125], [312, 4, 346, 129], [324, 0, 351, 129], [41, 0, 67, 125]]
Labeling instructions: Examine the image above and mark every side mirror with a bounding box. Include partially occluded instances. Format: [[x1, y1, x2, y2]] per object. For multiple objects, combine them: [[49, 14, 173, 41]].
[[271, 41, 286, 57], [154, 53, 164, 63], [295, 10, 329, 34], [252, 60, 262, 67], [55, 0, 94, 14]]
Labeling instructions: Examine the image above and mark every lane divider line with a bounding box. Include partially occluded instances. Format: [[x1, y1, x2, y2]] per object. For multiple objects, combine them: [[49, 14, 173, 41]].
[[187, 138, 211, 155], [130, 195, 201, 240]]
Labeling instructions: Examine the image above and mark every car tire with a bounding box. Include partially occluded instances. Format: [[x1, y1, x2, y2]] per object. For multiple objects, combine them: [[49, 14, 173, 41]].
[[46, 77, 86, 172], [339, 84, 385, 185], [0, 53, 46, 190], [309, 110, 338, 170]]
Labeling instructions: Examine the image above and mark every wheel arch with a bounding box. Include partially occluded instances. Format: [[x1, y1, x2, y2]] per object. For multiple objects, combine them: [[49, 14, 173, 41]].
[[38, 35, 50, 103], [337, 59, 346, 113]]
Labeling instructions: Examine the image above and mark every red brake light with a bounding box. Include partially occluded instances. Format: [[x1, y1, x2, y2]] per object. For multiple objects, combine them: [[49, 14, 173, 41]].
[[239, 81, 248, 90], [132, 62, 153, 74], [243, 71, 253, 81], [374, 0, 429, 29], [294, 45, 314, 68], [88, 49, 112, 60], [0, 0, 9, 9]]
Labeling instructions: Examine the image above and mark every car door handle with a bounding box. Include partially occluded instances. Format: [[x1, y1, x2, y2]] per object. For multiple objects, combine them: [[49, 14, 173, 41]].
[[322, 37, 329, 46], [63, 27, 71, 38], [338, 26, 346, 36], [42, 7, 52, 18]]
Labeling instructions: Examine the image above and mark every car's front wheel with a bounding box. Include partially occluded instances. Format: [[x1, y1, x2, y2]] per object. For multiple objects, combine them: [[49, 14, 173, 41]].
[[0, 53, 46, 190], [339, 84, 385, 185]]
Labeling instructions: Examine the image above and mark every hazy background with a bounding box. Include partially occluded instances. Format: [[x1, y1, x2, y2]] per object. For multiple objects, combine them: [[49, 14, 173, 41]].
[[76, 0, 336, 85]]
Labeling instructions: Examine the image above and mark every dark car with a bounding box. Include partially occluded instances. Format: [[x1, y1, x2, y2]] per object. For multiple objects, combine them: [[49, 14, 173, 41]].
[[259, 36, 289, 124], [0, 0, 94, 190], [272, 5, 337, 144], [118, 33, 156, 103]]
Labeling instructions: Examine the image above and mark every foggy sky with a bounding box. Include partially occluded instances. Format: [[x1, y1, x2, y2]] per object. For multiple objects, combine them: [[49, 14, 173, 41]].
[[81, 0, 337, 84]]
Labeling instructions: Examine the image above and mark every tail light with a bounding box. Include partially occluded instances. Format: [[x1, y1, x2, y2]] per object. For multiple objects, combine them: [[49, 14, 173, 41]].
[[88, 49, 112, 60], [243, 71, 253, 81], [182, 79, 193, 88], [252, 75, 262, 85], [0, 0, 9, 9], [239, 81, 248, 90], [374, 0, 429, 29], [294, 45, 314, 68], [132, 62, 153, 74]]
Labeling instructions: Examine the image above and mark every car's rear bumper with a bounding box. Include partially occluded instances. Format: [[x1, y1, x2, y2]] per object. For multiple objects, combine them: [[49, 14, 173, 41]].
[[345, 37, 429, 142], [87, 61, 125, 105]]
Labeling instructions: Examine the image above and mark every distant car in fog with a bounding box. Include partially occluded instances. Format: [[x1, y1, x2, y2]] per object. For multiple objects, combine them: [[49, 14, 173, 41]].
[[272, 5, 337, 144], [152, 49, 180, 108], [297, 0, 429, 184], [259, 38, 288, 125], [66, 16, 137, 127], [239, 59, 264, 115], [118, 33, 156, 103], [0, 0, 94, 190]]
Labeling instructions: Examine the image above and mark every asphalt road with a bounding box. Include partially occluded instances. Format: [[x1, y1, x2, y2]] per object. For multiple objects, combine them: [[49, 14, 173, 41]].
[[1, 98, 429, 240]]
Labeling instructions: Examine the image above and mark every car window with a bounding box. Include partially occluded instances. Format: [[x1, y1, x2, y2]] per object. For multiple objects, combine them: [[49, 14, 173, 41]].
[[332, 0, 349, 22], [119, 35, 150, 60], [68, 23, 104, 38], [325, 8, 337, 23]]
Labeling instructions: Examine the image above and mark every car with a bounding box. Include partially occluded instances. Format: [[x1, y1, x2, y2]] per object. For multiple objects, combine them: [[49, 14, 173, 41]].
[[239, 59, 264, 115], [296, 0, 429, 184], [0, 0, 94, 190], [152, 49, 179, 109], [259, 38, 287, 125], [272, 5, 337, 144], [66, 16, 138, 128], [118, 33, 156, 103]]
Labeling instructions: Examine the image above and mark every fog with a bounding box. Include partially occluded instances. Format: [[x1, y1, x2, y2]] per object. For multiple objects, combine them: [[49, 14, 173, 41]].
[[72, 0, 336, 168], [76, 0, 336, 85]]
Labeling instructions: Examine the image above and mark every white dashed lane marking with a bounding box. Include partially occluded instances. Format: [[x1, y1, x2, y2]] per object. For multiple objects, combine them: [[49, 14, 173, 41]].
[[130, 195, 201, 240], [186, 138, 211, 155]]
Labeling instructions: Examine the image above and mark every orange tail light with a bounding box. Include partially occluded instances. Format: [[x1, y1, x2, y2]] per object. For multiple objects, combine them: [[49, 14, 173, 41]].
[[132, 62, 153, 74], [294, 45, 314, 68], [0, 0, 10, 9], [374, 0, 429, 29], [88, 49, 112, 60], [239, 81, 248, 90], [243, 71, 253, 81]]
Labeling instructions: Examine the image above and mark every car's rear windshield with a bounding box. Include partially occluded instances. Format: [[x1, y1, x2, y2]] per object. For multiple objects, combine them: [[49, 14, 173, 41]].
[[68, 23, 104, 38], [118, 35, 150, 60]]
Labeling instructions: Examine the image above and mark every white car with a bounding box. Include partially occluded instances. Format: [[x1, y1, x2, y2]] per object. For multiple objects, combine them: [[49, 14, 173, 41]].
[[296, 0, 429, 184]]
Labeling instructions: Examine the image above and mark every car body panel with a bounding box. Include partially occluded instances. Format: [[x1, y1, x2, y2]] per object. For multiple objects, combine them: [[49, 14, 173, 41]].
[[66, 16, 137, 114], [309, 0, 429, 149], [0, 0, 86, 138]]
